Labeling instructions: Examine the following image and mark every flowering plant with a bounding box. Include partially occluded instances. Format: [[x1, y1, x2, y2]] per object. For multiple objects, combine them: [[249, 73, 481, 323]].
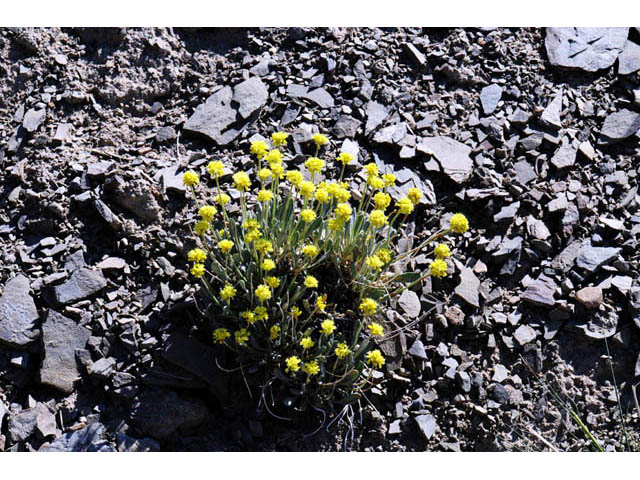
[[183, 130, 469, 412]]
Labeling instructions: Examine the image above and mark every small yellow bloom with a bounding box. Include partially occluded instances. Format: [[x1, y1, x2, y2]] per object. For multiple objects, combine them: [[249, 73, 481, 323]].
[[373, 192, 391, 210], [366, 349, 385, 369], [382, 173, 396, 187], [243, 218, 259, 230], [257, 168, 272, 181], [250, 140, 269, 159], [369, 209, 388, 228], [286, 170, 304, 187], [336, 187, 351, 202], [213, 328, 230, 344], [300, 209, 317, 223], [235, 328, 250, 346], [264, 149, 283, 165], [254, 306, 268, 321], [257, 189, 274, 203], [315, 188, 330, 203], [368, 176, 385, 190], [290, 306, 302, 319], [190, 263, 205, 278], [215, 193, 230, 205], [334, 202, 352, 221], [434, 243, 451, 259], [337, 152, 354, 165], [359, 298, 377, 316], [316, 296, 327, 312], [312, 133, 328, 146], [300, 336, 315, 349], [430, 259, 448, 278], [397, 197, 414, 215], [241, 310, 256, 325], [450, 213, 469, 234], [218, 239, 234, 253], [298, 180, 316, 199], [261, 259, 276, 271], [183, 170, 199, 187], [366, 255, 384, 271], [245, 229, 262, 243], [368, 322, 384, 336], [207, 161, 225, 177], [303, 361, 320, 377], [408, 188, 422, 205], [376, 248, 391, 264], [199, 205, 217, 221], [302, 244, 319, 258], [194, 220, 210, 236], [269, 325, 281, 340], [220, 284, 237, 301], [305, 157, 325, 174], [254, 239, 273, 255], [188, 248, 207, 263], [265, 276, 280, 289], [285, 356, 301, 373], [255, 284, 271, 302], [335, 342, 350, 359], [363, 163, 378, 177], [328, 218, 345, 231], [271, 131, 289, 147], [271, 163, 285, 179], [327, 182, 340, 198], [321, 319, 335, 335], [304, 275, 319, 289], [233, 171, 251, 191]]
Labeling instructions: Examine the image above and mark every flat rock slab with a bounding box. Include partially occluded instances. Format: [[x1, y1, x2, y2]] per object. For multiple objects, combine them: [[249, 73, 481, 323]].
[[618, 40, 640, 75], [513, 325, 537, 346], [480, 84, 502, 115], [521, 274, 557, 308], [599, 109, 640, 144], [365, 101, 389, 135], [398, 289, 421, 318], [576, 245, 621, 273], [53, 267, 107, 305], [7, 403, 50, 443], [576, 286, 603, 309], [415, 414, 437, 441], [540, 90, 563, 129], [22, 108, 46, 132], [455, 268, 480, 308], [550, 144, 576, 169], [0, 274, 40, 347], [417, 136, 473, 184], [232, 77, 268, 119], [40, 310, 90, 393], [545, 27, 629, 72], [42, 423, 116, 452]]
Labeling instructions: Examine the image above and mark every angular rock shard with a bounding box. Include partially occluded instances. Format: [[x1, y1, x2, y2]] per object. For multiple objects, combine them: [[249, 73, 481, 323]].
[[417, 136, 473, 184], [0, 274, 40, 348]]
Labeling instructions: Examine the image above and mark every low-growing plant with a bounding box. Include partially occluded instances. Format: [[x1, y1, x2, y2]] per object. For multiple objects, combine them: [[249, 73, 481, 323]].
[[182, 130, 469, 413]]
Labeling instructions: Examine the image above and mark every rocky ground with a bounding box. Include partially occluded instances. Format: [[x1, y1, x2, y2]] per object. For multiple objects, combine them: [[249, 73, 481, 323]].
[[1, 27, 640, 452]]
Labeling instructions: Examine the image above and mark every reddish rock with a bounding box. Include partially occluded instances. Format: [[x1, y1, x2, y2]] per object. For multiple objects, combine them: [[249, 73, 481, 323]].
[[576, 286, 603, 309]]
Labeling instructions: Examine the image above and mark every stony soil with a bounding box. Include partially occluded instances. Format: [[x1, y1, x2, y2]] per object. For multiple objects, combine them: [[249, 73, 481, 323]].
[[1, 27, 640, 452]]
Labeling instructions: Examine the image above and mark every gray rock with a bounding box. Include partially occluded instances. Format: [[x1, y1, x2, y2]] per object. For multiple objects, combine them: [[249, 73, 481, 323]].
[[35, 405, 57, 438], [365, 101, 389, 135], [540, 90, 563, 129], [22, 108, 46, 132], [301, 88, 334, 109], [576, 245, 621, 273], [155, 126, 176, 143], [232, 77, 268, 119], [455, 268, 480, 308], [0, 274, 40, 348], [183, 86, 238, 145], [552, 240, 582, 272], [7, 404, 49, 443], [53, 123, 73, 142], [492, 364, 509, 383], [545, 27, 629, 72], [415, 414, 437, 441], [513, 325, 537, 346], [408, 339, 427, 360], [87, 357, 116, 380], [492, 384, 511, 404], [513, 160, 537, 185], [526, 216, 551, 240], [630, 287, 640, 330], [576, 286, 603, 309], [96, 257, 126, 270], [521, 274, 557, 308], [417, 136, 473, 184], [108, 177, 161, 222], [582, 311, 618, 339], [340, 138, 360, 161], [550, 144, 577, 169], [333, 115, 360, 138], [599, 109, 640, 144], [116, 433, 160, 452], [53, 268, 107, 305], [373, 122, 407, 145], [398, 289, 421, 318], [618, 40, 640, 75], [403, 42, 427, 68], [480, 84, 502, 115], [494, 202, 520, 222], [42, 423, 116, 452], [40, 310, 90, 393], [457, 371, 472, 393]]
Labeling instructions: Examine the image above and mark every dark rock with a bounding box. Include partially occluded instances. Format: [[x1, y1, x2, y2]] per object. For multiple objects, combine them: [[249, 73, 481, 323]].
[[521, 275, 557, 308], [492, 384, 510, 404], [332, 115, 360, 138], [480, 84, 502, 115], [116, 433, 161, 452], [232, 77, 268, 119], [631, 287, 640, 330], [417, 136, 473, 184], [576, 244, 621, 273], [0, 274, 40, 348], [53, 267, 107, 305], [513, 160, 537, 185], [403, 42, 427, 68], [40, 310, 91, 393], [599, 109, 640, 144], [455, 268, 480, 308], [183, 86, 238, 145], [41, 423, 116, 452], [7, 403, 50, 443], [107, 177, 161, 222]]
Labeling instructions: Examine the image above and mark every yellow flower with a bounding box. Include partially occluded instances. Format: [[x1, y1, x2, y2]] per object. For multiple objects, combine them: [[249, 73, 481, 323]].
[[305, 157, 325, 174], [382, 173, 396, 187], [337, 152, 354, 165], [302, 244, 319, 258], [254, 306, 268, 321], [213, 328, 230, 344], [397, 197, 414, 215], [265, 276, 280, 288], [430, 259, 448, 278], [286, 170, 303, 187], [334, 202, 352, 221], [315, 188, 329, 203], [328, 218, 345, 231], [366, 349, 385, 369], [300, 209, 317, 223], [235, 328, 250, 346], [450, 213, 469, 234], [316, 296, 327, 312], [233, 171, 251, 191], [363, 163, 378, 177], [373, 192, 391, 210], [368, 322, 384, 336], [368, 176, 385, 190], [285, 356, 301, 373], [335, 342, 350, 359], [336, 187, 351, 202], [257, 168, 272, 181], [369, 209, 388, 228], [241, 310, 256, 325], [254, 239, 273, 255], [290, 306, 302, 319], [312, 133, 328, 146], [218, 239, 234, 253], [269, 325, 281, 340], [220, 284, 237, 301], [188, 248, 207, 263], [257, 189, 274, 203], [300, 336, 315, 349], [243, 219, 259, 230], [250, 140, 269, 159], [434, 243, 451, 259], [207, 161, 225, 177], [272, 131, 289, 147], [304, 275, 319, 289], [194, 220, 210, 236], [265, 149, 283, 165], [366, 255, 384, 271], [303, 361, 320, 377], [271, 163, 285, 179], [376, 248, 391, 263], [190, 263, 205, 278], [183, 170, 199, 187], [199, 205, 217, 221], [321, 319, 335, 335], [215, 193, 230, 205], [245, 229, 262, 243], [261, 259, 276, 271], [255, 284, 271, 302], [298, 180, 315, 199], [408, 188, 422, 205], [359, 298, 377, 316], [327, 182, 340, 198]]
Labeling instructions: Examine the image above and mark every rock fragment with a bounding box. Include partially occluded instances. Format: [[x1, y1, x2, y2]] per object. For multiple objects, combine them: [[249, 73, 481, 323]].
[[599, 109, 640, 144], [53, 268, 107, 305], [513, 325, 537, 346], [479, 84, 502, 115], [232, 77, 268, 119], [415, 414, 437, 441], [22, 108, 46, 132], [576, 245, 621, 273], [398, 289, 421, 318], [618, 40, 640, 75], [550, 144, 576, 169], [576, 287, 603, 309], [454, 268, 480, 308], [417, 136, 473, 183], [42, 423, 116, 452], [0, 274, 40, 348], [521, 275, 557, 308]]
